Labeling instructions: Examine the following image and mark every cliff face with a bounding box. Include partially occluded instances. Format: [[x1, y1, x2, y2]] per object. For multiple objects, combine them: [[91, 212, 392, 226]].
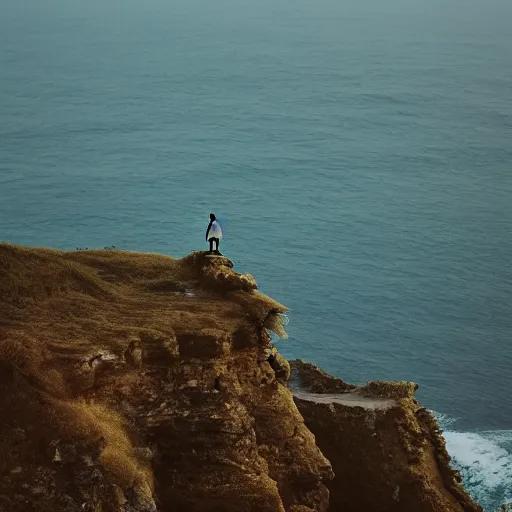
[[290, 361, 483, 512], [0, 246, 331, 512], [0, 245, 482, 512]]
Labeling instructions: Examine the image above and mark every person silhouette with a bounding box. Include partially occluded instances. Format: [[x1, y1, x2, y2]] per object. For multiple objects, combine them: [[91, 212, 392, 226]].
[[206, 213, 222, 255]]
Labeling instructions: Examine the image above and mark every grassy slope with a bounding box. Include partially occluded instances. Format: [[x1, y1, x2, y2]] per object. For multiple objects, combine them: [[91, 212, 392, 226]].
[[0, 244, 285, 370]]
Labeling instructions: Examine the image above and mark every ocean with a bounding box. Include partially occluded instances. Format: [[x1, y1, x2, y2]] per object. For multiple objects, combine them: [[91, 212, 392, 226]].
[[1, 0, 511, 508]]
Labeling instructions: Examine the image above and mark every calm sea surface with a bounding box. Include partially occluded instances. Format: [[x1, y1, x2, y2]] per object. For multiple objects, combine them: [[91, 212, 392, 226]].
[[1, 0, 511, 507]]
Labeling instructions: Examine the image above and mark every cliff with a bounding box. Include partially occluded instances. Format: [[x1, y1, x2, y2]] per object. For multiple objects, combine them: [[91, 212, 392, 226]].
[[290, 361, 483, 512], [0, 245, 481, 512], [0, 245, 331, 512]]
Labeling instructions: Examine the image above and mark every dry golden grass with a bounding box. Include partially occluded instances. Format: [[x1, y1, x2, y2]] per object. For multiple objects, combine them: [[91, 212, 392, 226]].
[[61, 399, 152, 489], [0, 244, 285, 362]]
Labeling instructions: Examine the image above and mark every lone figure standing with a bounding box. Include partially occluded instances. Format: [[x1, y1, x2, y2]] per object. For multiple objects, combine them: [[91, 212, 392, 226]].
[[206, 213, 223, 255]]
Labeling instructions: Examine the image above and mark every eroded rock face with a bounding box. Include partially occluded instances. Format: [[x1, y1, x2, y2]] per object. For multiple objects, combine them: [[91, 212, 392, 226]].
[[104, 338, 333, 512], [0, 246, 332, 512], [290, 361, 483, 512]]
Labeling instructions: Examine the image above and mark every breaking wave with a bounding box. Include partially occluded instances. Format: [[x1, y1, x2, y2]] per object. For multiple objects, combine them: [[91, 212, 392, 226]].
[[434, 412, 512, 511]]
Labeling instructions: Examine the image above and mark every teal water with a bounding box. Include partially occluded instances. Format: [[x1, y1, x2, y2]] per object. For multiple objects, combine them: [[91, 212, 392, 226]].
[[1, 0, 511, 508]]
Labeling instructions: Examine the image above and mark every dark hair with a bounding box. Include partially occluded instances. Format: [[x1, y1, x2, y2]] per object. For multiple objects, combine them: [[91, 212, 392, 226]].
[[210, 213, 216, 221]]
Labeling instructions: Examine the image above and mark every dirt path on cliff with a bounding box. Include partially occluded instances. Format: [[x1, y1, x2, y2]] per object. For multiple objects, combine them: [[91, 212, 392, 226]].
[[293, 390, 396, 410]]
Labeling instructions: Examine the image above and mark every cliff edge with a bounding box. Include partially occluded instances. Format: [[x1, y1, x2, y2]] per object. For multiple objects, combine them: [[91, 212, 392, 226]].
[[0, 245, 481, 512]]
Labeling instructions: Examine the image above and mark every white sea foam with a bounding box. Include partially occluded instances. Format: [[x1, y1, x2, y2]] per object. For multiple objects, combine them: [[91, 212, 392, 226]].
[[431, 411, 512, 509], [431, 411, 512, 511], [444, 431, 512, 489]]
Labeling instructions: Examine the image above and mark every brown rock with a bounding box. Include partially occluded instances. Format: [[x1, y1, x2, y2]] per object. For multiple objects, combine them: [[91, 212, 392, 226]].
[[290, 360, 356, 393]]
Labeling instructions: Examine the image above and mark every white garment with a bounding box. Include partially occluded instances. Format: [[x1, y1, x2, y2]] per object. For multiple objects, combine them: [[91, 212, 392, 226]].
[[207, 220, 223, 240]]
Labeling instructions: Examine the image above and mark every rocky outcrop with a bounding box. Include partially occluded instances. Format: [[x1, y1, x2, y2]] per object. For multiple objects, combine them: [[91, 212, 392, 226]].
[[0, 246, 331, 512], [290, 360, 483, 512]]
